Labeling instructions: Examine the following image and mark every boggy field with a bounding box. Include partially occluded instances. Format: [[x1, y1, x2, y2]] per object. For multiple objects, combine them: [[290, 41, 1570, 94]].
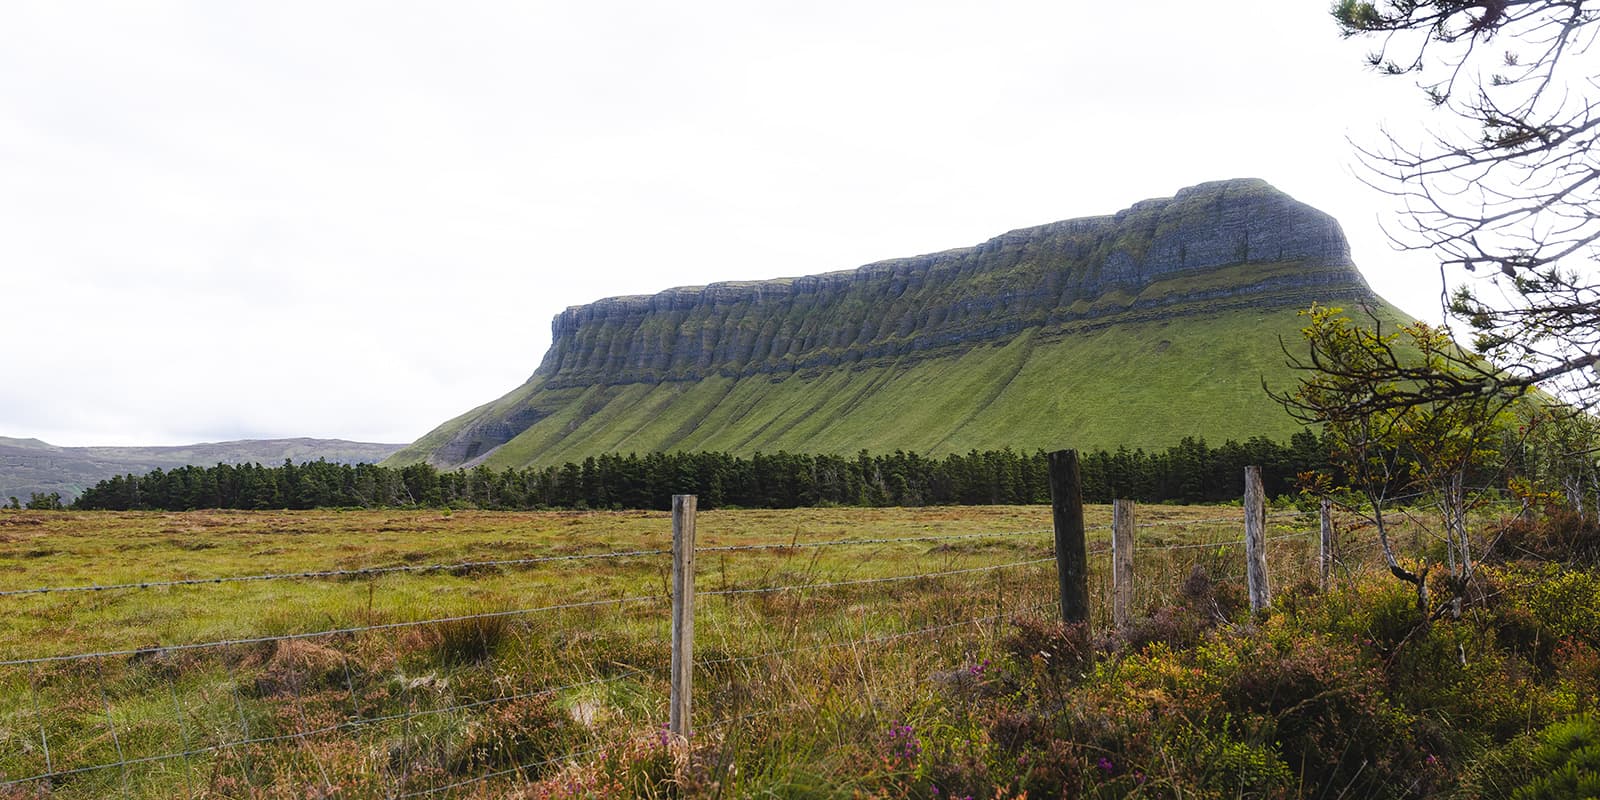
[[0, 505, 1595, 799]]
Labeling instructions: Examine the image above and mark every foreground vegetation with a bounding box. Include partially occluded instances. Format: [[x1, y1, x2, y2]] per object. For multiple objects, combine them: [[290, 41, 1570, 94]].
[[0, 503, 1596, 797]]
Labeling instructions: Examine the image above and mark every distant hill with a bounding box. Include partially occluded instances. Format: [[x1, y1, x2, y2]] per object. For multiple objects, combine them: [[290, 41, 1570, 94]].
[[391, 178, 1414, 470], [0, 437, 405, 503]]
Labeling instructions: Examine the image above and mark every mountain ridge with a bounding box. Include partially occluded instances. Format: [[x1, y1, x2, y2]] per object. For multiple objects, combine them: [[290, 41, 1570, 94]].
[[391, 178, 1401, 469], [0, 437, 405, 502]]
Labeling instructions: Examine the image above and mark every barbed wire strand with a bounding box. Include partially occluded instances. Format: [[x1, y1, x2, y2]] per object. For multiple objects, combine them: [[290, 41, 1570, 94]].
[[93, 654, 132, 795], [0, 593, 666, 667], [701, 558, 1054, 598], [0, 508, 1476, 792], [391, 666, 418, 800], [287, 651, 338, 796], [166, 668, 198, 800], [0, 666, 656, 790], [697, 527, 1063, 555], [432, 600, 1063, 796], [702, 701, 803, 734], [396, 739, 618, 799], [1134, 509, 1314, 530], [225, 654, 261, 795], [701, 600, 1056, 671], [0, 512, 1335, 599], [0, 528, 1068, 599], [4, 547, 1191, 667], [26, 661, 53, 777], [0, 547, 673, 598], [1134, 530, 1313, 553]]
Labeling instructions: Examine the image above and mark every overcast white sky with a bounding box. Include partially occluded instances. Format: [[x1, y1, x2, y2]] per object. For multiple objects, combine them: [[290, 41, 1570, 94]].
[[1, 1, 1448, 447]]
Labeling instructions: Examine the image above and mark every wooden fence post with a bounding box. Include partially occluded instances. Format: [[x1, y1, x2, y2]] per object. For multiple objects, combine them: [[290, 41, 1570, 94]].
[[669, 495, 697, 741], [1112, 498, 1135, 632], [1048, 450, 1089, 626], [1243, 466, 1271, 612], [1319, 498, 1334, 591]]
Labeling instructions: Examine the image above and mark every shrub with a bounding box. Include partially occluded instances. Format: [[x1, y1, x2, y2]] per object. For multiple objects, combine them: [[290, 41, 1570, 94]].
[[1160, 724, 1294, 799], [1123, 566, 1243, 652], [1491, 510, 1600, 566], [1525, 568, 1600, 649], [1002, 617, 1094, 680], [1220, 635, 1420, 798], [987, 709, 1049, 753], [450, 694, 579, 775]]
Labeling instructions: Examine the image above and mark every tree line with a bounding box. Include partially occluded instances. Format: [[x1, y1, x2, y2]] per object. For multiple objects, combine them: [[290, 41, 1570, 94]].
[[67, 433, 1338, 512]]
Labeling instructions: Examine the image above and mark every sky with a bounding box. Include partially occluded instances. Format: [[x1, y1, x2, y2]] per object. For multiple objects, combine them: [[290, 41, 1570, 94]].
[[0, 1, 1448, 447]]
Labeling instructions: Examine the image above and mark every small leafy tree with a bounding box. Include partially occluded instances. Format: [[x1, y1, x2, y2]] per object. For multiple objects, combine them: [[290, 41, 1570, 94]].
[[1517, 408, 1600, 521], [1274, 304, 1514, 614]]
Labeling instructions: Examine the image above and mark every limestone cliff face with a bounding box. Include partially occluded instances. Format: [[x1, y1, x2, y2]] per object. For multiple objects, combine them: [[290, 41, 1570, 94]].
[[396, 178, 1382, 469], [535, 178, 1360, 389]]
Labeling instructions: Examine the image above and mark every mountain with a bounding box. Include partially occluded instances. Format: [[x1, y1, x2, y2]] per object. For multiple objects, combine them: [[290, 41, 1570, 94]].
[[391, 178, 1407, 470], [0, 437, 405, 503]]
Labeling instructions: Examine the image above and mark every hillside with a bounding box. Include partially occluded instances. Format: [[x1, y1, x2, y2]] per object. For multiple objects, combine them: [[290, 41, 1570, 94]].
[[0, 437, 405, 502], [392, 178, 1409, 469]]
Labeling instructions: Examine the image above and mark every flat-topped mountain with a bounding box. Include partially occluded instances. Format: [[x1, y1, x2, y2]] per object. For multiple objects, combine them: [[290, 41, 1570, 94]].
[[392, 179, 1400, 469], [0, 437, 405, 503]]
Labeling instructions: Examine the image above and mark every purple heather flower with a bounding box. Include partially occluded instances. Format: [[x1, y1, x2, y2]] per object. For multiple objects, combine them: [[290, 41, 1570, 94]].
[[1097, 756, 1115, 775]]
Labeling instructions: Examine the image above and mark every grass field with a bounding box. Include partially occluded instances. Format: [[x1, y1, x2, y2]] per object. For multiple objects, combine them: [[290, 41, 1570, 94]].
[[0, 505, 1412, 798]]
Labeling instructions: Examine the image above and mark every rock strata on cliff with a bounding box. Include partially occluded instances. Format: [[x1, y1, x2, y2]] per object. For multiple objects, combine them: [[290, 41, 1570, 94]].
[[393, 178, 1394, 470], [539, 178, 1358, 388]]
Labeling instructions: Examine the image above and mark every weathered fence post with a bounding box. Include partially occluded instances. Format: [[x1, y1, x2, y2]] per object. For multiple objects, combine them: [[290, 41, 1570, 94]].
[[1243, 466, 1271, 612], [1112, 498, 1135, 632], [1319, 498, 1334, 591], [1048, 450, 1089, 626], [669, 495, 697, 741]]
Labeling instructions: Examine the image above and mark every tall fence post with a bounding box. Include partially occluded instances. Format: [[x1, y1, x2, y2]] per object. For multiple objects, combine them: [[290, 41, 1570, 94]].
[[1243, 466, 1271, 612], [1048, 450, 1089, 626], [1112, 498, 1135, 632], [669, 495, 697, 741], [1319, 498, 1334, 591]]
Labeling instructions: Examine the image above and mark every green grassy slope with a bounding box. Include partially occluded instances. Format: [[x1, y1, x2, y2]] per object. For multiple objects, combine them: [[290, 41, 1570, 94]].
[[387, 300, 1407, 470]]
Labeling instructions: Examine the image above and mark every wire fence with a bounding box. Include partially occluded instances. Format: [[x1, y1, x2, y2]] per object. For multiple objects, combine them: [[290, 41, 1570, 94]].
[[0, 497, 1408, 798]]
